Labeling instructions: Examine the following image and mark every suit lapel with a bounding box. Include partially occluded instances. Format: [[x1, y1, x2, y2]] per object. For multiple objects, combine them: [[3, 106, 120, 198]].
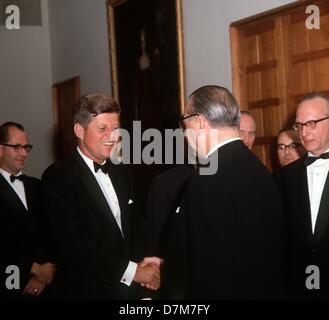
[[107, 163, 130, 241], [313, 170, 329, 243], [24, 178, 37, 214], [73, 152, 124, 239], [298, 160, 313, 243]]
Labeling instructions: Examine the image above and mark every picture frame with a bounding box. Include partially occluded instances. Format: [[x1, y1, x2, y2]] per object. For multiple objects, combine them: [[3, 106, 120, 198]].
[[107, 0, 185, 130]]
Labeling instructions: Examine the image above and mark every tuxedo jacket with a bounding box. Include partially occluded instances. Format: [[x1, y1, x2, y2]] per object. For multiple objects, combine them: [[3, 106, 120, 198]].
[[170, 140, 283, 299], [145, 164, 195, 299], [275, 155, 329, 299], [146, 164, 195, 257], [0, 174, 45, 298], [42, 151, 143, 299]]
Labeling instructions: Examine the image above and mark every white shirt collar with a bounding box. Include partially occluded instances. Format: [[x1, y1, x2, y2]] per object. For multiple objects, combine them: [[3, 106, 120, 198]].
[[0, 168, 23, 182], [206, 137, 241, 158], [77, 147, 106, 174], [308, 148, 329, 157]]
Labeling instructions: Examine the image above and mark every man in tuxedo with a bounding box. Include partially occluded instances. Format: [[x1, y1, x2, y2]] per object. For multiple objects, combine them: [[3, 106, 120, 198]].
[[0, 122, 56, 299], [275, 92, 329, 299], [172, 85, 283, 299], [42, 93, 160, 299]]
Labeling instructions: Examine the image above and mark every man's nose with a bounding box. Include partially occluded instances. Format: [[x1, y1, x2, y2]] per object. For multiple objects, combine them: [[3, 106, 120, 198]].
[[244, 135, 249, 144], [299, 125, 309, 137]]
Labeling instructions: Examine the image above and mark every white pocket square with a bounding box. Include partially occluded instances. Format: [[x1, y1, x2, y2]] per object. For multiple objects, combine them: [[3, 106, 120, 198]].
[[128, 199, 133, 204], [176, 207, 180, 213]]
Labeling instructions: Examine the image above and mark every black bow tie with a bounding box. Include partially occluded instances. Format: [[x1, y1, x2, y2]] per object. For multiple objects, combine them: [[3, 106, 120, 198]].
[[304, 152, 329, 166], [93, 161, 108, 174], [10, 174, 26, 183]]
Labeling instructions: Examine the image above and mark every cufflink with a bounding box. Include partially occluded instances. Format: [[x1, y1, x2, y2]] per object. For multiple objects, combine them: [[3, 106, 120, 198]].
[[128, 199, 133, 204], [176, 207, 180, 213]]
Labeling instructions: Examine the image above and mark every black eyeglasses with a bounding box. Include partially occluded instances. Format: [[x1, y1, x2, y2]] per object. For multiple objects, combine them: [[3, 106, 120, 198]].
[[277, 142, 301, 152], [178, 113, 199, 131], [0, 143, 33, 152], [293, 116, 329, 131]]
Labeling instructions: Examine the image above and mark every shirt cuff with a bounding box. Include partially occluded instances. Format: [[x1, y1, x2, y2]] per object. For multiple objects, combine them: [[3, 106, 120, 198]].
[[120, 261, 137, 286]]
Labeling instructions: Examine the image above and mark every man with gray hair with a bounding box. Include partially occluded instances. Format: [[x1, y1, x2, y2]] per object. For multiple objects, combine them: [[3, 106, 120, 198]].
[[168, 85, 283, 299], [275, 92, 329, 299]]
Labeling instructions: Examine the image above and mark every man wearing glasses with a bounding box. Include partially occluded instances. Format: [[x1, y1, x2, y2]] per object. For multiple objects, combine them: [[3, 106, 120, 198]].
[[276, 128, 305, 167], [275, 92, 329, 299], [169, 85, 283, 299], [0, 122, 56, 299]]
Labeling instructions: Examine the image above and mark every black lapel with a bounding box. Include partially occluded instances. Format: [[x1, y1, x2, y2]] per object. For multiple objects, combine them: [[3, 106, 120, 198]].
[[73, 152, 124, 239], [0, 174, 28, 214], [299, 158, 313, 243], [23, 177, 39, 214], [107, 162, 130, 240], [313, 170, 329, 243]]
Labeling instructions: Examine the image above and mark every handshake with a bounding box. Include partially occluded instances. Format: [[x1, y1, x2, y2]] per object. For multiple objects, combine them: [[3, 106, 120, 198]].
[[133, 256, 163, 291]]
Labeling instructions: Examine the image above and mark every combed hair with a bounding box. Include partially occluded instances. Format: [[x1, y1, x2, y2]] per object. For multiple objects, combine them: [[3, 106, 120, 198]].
[[277, 127, 295, 136], [300, 92, 329, 114], [277, 127, 301, 144], [0, 122, 24, 144], [73, 93, 121, 127], [188, 85, 240, 128]]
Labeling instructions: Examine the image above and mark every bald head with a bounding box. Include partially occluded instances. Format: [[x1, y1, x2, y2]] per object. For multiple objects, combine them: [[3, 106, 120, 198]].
[[239, 111, 256, 150]]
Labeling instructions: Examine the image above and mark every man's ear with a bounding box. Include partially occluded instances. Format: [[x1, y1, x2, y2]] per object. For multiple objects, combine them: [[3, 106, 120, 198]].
[[0, 145, 3, 157], [74, 123, 84, 140], [198, 115, 207, 130]]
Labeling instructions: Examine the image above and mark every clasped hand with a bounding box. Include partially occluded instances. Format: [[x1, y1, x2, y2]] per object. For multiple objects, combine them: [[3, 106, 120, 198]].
[[133, 256, 163, 291]]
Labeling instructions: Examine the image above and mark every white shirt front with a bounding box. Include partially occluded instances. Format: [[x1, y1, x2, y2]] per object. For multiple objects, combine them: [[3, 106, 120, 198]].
[[307, 149, 329, 233], [0, 168, 28, 210], [77, 147, 137, 286]]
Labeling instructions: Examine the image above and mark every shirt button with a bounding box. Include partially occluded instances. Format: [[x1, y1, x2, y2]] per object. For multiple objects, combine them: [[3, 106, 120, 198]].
[[122, 278, 126, 283]]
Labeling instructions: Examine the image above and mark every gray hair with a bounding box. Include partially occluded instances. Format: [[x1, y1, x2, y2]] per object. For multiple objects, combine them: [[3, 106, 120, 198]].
[[188, 85, 240, 128], [300, 92, 329, 114]]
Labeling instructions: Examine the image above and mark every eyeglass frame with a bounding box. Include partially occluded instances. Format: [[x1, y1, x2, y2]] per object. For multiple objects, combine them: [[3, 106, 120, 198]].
[[293, 116, 329, 131], [277, 142, 301, 152], [178, 113, 199, 130], [0, 143, 33, 152]]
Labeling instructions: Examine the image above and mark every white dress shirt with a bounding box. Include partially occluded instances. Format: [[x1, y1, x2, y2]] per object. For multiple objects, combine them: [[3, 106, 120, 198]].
[[307, 148, 329, 233], [77, 147, 137, 286], [0, 168, 28, 210], [206, 137, 242, 158]]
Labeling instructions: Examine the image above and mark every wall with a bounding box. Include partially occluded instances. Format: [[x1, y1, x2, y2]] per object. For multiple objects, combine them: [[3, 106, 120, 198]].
[[0, 0, 53, 177], [0, 0, 296, 176], [48, 0, 111, 94], [182, 0, 296, 97]]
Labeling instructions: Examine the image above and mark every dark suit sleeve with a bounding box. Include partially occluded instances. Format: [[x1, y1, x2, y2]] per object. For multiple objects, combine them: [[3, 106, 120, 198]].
[[42, 164, 130, 284], [145, 175, 171, 256]]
